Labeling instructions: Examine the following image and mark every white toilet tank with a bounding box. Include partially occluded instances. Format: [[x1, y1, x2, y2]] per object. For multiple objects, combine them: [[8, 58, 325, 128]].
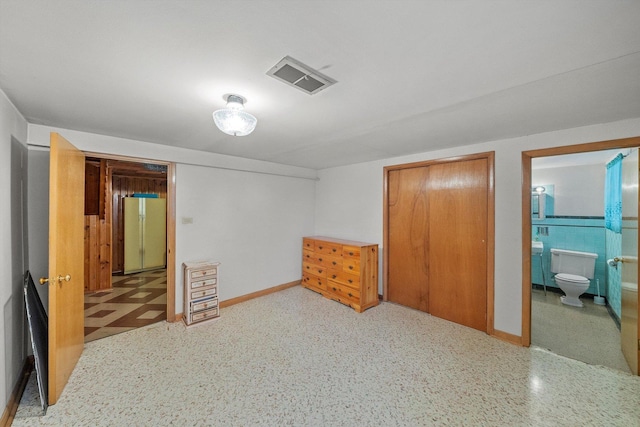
[[550, 248, 598, 279]]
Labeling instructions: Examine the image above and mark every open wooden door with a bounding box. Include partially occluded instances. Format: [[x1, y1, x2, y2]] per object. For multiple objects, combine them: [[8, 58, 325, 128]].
[[43, 133, 85, 404], [621, 149, 639, 375]]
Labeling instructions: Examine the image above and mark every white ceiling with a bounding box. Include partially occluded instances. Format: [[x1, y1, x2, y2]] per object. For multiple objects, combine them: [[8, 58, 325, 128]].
[[1, 1, 639, 170]]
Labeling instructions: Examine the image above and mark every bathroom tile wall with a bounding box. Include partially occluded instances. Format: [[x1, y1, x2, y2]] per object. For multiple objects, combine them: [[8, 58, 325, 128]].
[[532, 217, 606, 297]]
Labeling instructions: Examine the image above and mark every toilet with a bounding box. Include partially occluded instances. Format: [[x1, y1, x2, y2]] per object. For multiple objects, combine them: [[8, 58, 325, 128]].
[[550, 248, 598, 307]]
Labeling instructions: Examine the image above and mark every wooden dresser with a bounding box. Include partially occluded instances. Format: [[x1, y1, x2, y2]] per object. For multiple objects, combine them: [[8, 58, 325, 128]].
[[183, 261, 220, 326], [302, 236, 379, 313]]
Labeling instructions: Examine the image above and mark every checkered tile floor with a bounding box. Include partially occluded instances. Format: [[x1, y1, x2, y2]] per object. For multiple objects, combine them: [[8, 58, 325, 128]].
[[84, 269, 167, 342]]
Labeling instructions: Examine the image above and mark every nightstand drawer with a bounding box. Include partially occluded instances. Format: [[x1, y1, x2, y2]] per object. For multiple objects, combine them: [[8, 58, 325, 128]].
[[191, 297, 218, 313], [191, 277, 217, 289], [191, 286, 217, 300], [191, 306, 219, 323], [190, 267, 217, 279]]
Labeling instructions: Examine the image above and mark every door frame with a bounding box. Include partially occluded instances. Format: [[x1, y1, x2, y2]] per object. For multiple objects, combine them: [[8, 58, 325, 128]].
[[521, 136, 640, 346], [383, 151, 496, 334], [84, 152, 177, 322]]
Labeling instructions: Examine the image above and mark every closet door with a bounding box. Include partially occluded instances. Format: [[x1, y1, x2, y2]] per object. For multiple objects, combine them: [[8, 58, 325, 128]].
[[427, 158, 488, 332], [387, 167, 430, 311], [385, 154, 492, 332]]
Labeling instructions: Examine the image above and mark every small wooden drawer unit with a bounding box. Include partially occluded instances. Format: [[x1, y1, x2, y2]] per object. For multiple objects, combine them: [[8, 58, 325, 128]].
[[183, 261, 220, 326], [301, 236, 379, 313]]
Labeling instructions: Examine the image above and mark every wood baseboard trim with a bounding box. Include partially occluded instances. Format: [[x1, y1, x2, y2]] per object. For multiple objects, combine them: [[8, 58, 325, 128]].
[[169, 312, 183, 323], [172, 281, 301, 322], [220, 280, 301, 309], [491, 329, 523, 346], [1, 356, 35, 427]]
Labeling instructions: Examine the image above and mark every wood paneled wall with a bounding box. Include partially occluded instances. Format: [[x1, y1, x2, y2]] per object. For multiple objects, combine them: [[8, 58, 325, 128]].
[[111, 175, 167, 273], [84, 215, 111, 291], [84, 159, 112, 292]]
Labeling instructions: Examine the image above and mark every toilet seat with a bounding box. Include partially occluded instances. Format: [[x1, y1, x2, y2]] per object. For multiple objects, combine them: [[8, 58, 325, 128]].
[[555, 273, 589, 284]]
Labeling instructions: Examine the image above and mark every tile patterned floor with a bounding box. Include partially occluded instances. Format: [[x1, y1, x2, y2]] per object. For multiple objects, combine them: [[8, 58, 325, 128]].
[[13, 286, 640, 426], [84, 269, 167, 342]]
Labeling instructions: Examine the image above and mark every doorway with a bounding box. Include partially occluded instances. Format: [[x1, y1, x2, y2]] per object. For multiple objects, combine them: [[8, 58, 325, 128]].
[[82, 155, 175, 341], [384, 152, 495, 333], [522, 136, 640, 375], [529, 149, 631, 372]]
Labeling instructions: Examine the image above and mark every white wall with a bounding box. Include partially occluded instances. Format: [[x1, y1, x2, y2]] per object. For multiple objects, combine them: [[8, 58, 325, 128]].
[[176, 164, 315, 309], [314, 118, 640, 337], [0, 89, 28, 412], [532, 163, 605, 217], [26, 124, 317, 316]]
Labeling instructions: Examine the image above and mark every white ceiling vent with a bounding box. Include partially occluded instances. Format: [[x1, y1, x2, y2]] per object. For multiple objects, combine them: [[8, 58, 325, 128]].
[[267, 56, 336, 95]]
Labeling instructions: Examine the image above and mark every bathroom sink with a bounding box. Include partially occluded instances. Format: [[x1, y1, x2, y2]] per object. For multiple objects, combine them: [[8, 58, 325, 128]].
[[532, 241, 543, 255]]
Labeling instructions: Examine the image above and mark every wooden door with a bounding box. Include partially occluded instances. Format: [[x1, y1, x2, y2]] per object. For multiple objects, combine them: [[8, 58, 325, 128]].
[[385, 154, 492, 332], [621, 149, 639, 374], [387, 167, 430, 311], [47, 133, 85, 404], [427, 159, 488, 331]]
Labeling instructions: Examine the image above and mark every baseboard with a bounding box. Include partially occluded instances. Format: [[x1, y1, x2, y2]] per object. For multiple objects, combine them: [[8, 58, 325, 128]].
[[220, 280, 301, 309], [490, 329, 523, 346], [171, 280, 302, 322], [0, 355, 34, 427]]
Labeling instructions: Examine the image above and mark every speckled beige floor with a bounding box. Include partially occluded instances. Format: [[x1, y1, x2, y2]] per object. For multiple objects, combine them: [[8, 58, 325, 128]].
[[531, 288, 631, 373], [14, 286, 640, 426]]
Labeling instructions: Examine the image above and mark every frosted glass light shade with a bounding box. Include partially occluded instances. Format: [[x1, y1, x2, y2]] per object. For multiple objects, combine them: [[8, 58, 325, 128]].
[[212, 94, 257, 136], [213, 109, 257, 136]]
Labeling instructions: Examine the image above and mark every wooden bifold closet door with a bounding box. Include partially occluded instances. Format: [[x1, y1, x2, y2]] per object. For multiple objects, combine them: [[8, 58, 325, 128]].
[[385, 154, 493, 332]]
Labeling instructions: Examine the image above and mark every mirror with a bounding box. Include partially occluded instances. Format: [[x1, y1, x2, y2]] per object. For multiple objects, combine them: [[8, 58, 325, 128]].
[[531, 184, 554, 219], [532, 193, 546, 219]]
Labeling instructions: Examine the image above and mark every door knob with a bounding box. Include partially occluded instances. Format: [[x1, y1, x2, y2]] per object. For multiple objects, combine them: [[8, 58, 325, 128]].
[[39, 274, 71, 285]]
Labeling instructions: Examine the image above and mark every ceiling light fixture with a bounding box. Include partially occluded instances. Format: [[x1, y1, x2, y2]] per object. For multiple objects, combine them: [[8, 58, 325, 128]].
[[212, 94, 257, 136]]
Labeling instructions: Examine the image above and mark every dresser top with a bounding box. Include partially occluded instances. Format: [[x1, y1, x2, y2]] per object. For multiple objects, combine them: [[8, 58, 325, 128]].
[[304, 236, 378, 247]]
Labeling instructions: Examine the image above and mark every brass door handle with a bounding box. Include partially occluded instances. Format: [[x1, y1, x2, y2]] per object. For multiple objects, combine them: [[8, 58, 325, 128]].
[[39, 274, 71, 285]]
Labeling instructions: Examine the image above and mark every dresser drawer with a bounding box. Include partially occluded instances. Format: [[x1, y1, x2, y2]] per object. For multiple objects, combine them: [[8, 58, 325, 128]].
[[191, 277, 217, 289], [343, 246, 361, 259], [303, 249, 315, 263], [327, 280, 360, 301], [191, 287, 217, 300], [317, 254, 342, 269], [328, 269, 360, 288], [303, 238, 315, 251], [191, 297, 218, 313], [190, 306, 219, 323], [190, 267, 217, 279], [343, 258, 360, 274], [314, 241, 341, 255], [302, 272, 327, 291], [303, 261, 327, 277]]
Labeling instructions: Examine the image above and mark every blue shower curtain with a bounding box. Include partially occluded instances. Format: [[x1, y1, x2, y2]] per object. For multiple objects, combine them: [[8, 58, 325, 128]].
[[605, 153, 623, 233]]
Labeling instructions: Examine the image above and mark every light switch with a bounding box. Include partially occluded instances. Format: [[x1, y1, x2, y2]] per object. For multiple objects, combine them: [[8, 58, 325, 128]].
[[181, 217, 193, 224]]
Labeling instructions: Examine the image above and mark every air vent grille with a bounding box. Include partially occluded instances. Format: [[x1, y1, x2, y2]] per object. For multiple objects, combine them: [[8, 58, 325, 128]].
[[267, 56, 336, 95]]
